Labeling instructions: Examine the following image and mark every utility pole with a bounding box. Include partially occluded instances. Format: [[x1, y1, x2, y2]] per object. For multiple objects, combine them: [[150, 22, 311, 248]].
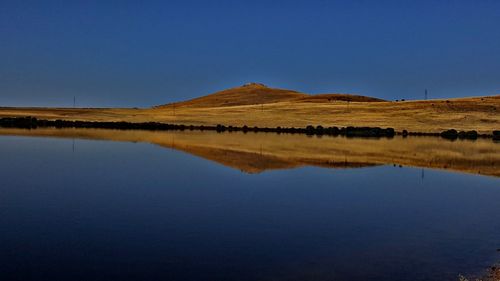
[[73, 96, 76, 108], [425, 89, 428, 100]]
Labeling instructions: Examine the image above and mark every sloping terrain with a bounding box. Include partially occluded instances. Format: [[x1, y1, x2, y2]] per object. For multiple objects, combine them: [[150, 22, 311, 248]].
[[155, 83, 383, 108], [156, 83, 307, 108], [293, 93, 385, 103], [0, 84, 498, 133]]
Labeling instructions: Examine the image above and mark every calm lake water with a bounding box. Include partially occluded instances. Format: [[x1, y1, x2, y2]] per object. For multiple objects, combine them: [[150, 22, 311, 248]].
[[0, 132, 499, 281]]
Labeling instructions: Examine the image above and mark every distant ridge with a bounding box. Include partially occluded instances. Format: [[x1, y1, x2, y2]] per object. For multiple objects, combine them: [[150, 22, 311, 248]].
[[295, 93, 385, 103], [156, 83, 384, 108]]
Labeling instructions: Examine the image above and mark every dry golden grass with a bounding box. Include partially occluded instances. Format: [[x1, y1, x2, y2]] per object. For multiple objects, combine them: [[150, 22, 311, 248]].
[[0, 84, 499, 133], [155, 83, 385, 108], [156, 83, 309, 108], [1, 128, 498, 177]]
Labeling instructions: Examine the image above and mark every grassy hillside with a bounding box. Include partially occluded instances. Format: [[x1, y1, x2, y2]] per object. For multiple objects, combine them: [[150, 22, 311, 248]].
[[0, 84, 498, 133], [155, 83, 307, 108], [155, 83, 384, 108]]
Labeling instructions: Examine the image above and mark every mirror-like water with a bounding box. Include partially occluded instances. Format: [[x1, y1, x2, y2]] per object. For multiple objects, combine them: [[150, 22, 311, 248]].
[[0, 129, 499, 281]]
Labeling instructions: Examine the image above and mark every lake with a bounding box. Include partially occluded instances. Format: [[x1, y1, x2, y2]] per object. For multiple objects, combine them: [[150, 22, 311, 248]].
[[0, 128, 499, 281]]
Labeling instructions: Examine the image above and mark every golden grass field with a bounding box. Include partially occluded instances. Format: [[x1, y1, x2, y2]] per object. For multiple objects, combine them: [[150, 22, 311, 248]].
[[0, 83, 499, 133], [1, 127, 498, 177]]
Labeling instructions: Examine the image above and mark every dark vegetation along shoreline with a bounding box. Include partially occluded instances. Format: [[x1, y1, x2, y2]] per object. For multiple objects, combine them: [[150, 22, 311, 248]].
[[0, 116, 499, 141]]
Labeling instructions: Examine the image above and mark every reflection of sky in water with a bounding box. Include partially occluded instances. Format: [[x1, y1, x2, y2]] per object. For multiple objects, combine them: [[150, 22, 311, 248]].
[[0, 136, 499, 281]]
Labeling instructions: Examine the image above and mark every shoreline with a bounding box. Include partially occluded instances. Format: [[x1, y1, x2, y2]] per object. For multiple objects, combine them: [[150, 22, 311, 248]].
[[1, 116, 498, 141]]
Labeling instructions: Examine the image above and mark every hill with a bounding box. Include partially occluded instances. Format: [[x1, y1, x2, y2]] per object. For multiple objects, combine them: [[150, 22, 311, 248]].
[[0, 84, 497, 134], [293, 93, 385, 103], [156, 83, 383, 108]]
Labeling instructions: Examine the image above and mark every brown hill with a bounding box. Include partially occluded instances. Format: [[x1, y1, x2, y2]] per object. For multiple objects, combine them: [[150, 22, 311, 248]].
[[1, 84, 496, 134], [156, 83, 383, 108], [293, 93, 385, 103]]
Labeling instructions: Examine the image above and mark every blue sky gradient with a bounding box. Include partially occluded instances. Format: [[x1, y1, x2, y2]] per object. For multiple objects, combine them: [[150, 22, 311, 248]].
[[1, 0, 499, 107]]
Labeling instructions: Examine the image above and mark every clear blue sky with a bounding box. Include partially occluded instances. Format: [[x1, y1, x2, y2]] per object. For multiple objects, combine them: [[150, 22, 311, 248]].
[[1, 0, 499, 107]]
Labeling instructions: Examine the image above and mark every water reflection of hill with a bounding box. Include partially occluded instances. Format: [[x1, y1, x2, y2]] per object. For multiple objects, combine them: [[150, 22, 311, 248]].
[[0, 128, 498, 177]]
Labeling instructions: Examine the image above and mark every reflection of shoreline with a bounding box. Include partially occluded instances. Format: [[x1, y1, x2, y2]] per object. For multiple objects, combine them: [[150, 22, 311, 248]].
[[0, 128, 499, 177]]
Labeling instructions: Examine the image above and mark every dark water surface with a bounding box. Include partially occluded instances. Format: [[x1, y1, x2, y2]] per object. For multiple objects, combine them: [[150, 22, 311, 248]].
[[0, 135, 499, 281]]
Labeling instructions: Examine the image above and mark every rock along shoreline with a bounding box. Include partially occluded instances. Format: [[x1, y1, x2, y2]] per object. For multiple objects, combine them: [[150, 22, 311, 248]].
[[0, 116, 498, 141]]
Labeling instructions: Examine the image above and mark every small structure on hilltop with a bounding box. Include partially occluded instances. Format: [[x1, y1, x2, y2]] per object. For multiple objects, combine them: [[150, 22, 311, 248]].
[[243, 82, 267, 88]]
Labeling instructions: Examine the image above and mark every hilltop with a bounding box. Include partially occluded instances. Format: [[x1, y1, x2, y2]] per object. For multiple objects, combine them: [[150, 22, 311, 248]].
[[155, 83, 384, 108]]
